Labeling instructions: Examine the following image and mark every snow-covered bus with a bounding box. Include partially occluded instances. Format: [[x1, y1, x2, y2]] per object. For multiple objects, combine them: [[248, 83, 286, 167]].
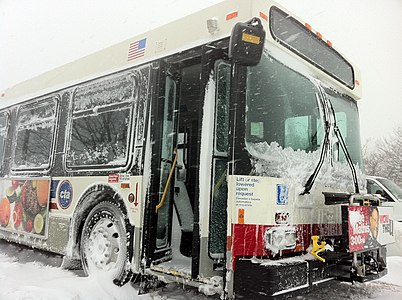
[[0, 0, 395, 298]]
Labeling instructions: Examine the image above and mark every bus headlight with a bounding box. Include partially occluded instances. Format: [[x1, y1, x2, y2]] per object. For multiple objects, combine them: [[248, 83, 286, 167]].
[[264, 226, 296, 254]]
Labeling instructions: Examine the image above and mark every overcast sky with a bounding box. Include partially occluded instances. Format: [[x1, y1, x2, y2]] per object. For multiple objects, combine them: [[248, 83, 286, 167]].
[[0, 0, 401, 143]]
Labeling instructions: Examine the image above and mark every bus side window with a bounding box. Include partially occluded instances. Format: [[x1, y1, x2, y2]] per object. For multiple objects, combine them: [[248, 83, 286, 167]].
[[134, 67, 151, 146], [0, 112, 9, 172], [13, 98, 58, 170], [132, 66, 151, 174], [67, 69, 144, 169]]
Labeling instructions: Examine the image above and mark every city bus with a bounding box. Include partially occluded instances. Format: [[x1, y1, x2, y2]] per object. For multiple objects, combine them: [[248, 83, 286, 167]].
[[0, 0, 395, 298]]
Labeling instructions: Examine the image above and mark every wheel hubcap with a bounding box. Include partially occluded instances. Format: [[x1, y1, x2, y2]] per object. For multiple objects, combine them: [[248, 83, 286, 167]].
[[86, 219, 121, 271]]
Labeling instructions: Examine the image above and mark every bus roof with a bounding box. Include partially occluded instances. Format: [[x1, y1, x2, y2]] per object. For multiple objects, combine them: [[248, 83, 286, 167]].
[[0, 0, 361, 108]]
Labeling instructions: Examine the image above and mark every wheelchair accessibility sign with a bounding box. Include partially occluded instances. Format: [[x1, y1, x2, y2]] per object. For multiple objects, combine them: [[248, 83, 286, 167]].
[[276, 184, 288, 205]]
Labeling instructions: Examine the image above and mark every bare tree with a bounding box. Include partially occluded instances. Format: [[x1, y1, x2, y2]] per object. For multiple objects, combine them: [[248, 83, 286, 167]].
[[363, 125, 402, 186]]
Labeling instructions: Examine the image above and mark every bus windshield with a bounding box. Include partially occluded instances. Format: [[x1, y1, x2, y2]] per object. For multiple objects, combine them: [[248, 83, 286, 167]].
[[245, 53, 362, 170], [245, 54, 323, 153], [325, 88, 362, 166]]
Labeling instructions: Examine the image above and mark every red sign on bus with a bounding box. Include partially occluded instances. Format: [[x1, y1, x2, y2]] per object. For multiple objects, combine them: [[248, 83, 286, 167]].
[[347, 206, 394, 252]]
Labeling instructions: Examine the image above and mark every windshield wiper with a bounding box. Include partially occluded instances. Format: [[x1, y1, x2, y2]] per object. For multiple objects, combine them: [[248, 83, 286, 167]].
[[301, 121, 330, 195], [301, 86, 330, 195], [328, 101, 360, 194], [301, 88, 360, 195]]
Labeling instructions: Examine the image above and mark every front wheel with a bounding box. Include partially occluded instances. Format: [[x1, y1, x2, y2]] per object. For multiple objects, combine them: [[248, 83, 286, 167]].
[[80, 201, 132, 285]]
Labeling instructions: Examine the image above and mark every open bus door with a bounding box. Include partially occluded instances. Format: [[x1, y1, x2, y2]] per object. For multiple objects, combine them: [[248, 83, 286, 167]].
[[144, 44, 230, 283], [145, 52, 203, 279]]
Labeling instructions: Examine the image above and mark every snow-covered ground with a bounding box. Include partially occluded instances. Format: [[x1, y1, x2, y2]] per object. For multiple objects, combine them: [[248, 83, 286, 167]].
[[0, 239, 213, 300], [1, 239, 402, 300]]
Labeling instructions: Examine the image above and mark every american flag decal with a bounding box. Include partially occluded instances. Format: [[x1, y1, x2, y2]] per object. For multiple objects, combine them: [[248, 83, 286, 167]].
[[128, 38, 146, 61]]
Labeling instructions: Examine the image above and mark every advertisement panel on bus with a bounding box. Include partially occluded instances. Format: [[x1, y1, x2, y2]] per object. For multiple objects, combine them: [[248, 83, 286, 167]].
[[345, 206, 394, 251], [0, 179, 50, 238]]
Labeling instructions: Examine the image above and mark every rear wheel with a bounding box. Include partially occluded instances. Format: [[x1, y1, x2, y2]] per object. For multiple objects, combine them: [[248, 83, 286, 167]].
[[80, 201, 132, 285]]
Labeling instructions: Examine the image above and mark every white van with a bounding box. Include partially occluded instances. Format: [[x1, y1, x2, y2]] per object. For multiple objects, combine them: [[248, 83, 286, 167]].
[[367, 176, 402, 221]]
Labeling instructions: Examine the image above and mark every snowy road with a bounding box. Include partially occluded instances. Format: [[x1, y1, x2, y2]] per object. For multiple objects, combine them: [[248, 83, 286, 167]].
[[1, 239, 402, 300]]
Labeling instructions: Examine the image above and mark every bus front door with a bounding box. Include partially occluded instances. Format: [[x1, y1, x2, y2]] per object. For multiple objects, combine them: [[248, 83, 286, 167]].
[[147, 57, 202, 278]]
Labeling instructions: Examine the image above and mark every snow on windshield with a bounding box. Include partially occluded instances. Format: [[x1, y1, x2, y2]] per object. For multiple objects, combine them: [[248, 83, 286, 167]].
[[247, 141, 365, 195], [246, 47, 365, 195]]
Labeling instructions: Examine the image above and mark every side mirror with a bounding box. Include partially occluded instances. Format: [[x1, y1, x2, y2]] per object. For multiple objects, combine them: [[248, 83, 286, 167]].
[[229, 17, 266, 66]]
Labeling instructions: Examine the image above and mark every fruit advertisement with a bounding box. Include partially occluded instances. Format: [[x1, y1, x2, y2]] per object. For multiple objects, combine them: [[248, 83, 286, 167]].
[[0, 179, 50, 238]]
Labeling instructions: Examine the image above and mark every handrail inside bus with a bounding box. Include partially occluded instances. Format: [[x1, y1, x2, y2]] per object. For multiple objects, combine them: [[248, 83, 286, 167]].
[[156, 149, 178, 212], [213, 168, 227, 195]]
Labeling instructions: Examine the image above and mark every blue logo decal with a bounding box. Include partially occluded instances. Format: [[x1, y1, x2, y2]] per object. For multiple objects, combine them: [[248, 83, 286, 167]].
[[276, 184, 288, 205], [58, 180, 73, 209]]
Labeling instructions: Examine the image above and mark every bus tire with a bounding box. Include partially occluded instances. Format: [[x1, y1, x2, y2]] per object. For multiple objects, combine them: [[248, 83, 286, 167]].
[[80, 200, 132, 286]]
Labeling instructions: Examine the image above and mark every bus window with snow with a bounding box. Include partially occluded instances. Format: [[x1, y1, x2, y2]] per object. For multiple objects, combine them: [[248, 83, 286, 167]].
[[67, 72, 136, 168], [12, 98, 57, 170], [0, 113, 8, 169]]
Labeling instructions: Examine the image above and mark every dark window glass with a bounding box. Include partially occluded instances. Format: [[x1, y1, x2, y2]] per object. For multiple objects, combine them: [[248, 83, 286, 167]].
[[13, 99, 57, 169], [134, 67, 150, 146], [68, 109, 131, 166], [67, 72, 135, 168], [0, 113, 8, 166], [367, 180, 384, 195], [270, 6, 354, 88], [209, 61, 230, 258], [215, 62, 230, 154], [209, 158, 228, 258]]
